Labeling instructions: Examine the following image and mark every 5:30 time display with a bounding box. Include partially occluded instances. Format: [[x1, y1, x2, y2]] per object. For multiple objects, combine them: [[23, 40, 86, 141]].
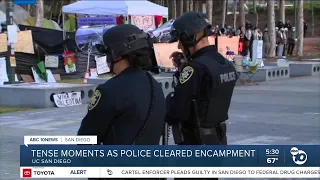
[[265, 149, 280, 155]]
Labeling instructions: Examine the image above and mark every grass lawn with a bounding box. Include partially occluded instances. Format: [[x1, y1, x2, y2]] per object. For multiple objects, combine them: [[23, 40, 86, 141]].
[[0, 106, 35, 114]]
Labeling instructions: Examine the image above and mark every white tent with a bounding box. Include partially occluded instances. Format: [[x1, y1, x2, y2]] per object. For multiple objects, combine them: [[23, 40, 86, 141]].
[[62, 0, 168, 17]]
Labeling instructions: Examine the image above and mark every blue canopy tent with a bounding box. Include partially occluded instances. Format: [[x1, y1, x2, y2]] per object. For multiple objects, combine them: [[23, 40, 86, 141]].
[[62, 0, 168, 16], [62, 0, 168, 39]]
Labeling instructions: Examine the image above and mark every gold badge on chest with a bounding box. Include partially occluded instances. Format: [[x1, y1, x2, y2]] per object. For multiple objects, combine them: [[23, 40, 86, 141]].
[[88, 90, 102, 111], [179, 66, 194, 84]]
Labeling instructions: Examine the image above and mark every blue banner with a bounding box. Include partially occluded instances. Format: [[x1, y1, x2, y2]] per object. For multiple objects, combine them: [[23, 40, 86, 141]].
[[14, 0, 36, 5], [20, 145, 320, 167], [77, 17, 116, 28]]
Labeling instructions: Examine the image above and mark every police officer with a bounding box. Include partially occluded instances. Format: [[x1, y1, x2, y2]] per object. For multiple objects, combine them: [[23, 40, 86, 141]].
[[166, 11, 238, 147], [78, 24, 166, 146]]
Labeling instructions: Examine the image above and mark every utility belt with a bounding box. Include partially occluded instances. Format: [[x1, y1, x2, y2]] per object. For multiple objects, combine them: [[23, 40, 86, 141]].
[[172, 121, 227, 145]]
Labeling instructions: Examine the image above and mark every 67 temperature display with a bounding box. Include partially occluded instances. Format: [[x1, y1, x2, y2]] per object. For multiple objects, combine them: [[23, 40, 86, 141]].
[[267, 157, 279, 164]]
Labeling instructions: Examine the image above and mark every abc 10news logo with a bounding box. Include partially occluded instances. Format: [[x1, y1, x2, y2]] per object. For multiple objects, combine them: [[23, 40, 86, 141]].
[[290, 147, 308, 165]]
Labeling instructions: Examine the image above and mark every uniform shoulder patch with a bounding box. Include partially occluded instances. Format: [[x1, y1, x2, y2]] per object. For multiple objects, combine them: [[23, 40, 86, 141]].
[[179, 66, 194, 84], [88, 89, 102, 111]]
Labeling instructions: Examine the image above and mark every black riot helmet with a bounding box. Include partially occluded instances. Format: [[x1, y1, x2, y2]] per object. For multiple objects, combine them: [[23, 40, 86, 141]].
[[170, 11, 212, 48], [100, 24, 149, 64]]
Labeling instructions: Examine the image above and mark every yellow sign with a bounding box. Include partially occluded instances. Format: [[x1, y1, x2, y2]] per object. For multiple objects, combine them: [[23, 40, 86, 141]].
[[10, 56, 16, 67]]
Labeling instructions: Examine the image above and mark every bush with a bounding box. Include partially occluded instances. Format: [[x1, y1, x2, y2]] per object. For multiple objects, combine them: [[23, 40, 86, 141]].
[[280, 2, 320, 14], [256, 6, 265, 13], [304, 2, 320, 13], [248, 2, 320, 15], [248, 5, 266, 14]]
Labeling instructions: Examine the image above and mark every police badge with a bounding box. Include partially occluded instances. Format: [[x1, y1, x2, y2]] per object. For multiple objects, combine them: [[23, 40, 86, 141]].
[[88, 90, 101, 111], [179, 66, 194, 84]]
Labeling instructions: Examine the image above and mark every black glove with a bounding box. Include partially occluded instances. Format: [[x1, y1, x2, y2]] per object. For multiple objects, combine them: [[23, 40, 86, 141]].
[[170, 51, 184, 67]]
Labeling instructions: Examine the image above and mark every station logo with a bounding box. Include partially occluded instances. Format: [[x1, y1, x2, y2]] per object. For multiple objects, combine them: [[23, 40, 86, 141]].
[[107, 169, 113, 175], [22, 168, 32, 178], [290, 147, 308, 165]]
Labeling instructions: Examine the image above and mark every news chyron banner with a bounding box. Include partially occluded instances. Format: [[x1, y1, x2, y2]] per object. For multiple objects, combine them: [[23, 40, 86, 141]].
[[20, 136, 320, 178]]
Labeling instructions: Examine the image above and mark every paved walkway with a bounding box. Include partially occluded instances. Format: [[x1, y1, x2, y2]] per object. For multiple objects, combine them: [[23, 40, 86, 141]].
[[0, 76, 319, 180]]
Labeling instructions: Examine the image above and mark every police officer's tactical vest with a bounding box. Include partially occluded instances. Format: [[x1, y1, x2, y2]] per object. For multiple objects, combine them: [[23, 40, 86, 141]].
[[191, 53, 237, 127]]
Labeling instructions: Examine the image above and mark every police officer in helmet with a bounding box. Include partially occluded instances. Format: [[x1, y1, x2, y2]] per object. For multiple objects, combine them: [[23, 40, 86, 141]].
[[166, 11, 237, 150], [78, 24, 166, 154]]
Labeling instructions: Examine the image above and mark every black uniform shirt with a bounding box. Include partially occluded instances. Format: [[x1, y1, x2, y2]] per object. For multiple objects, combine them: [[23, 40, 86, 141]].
[[78, 67, 166, 145], [173, 71, 179, 87], [166, 45, 237, 126]]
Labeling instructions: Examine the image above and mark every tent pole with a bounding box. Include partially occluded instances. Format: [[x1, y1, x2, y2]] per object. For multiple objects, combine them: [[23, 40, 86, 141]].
[[63, 13, 66, 40], [5, 0, 15, 83]]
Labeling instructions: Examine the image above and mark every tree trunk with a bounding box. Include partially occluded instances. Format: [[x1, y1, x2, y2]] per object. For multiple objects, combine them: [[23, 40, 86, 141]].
[[294, 0, 297, 27], [233, 0, 237, 28], [179, 0, 184, 16], [206, 0, 213, 24], [253, 0, 259, 28], [194, 1, 200, 12], [201, 1, 206, 14], [297, 0, 303, 57], [239, 0, 245, 28], [163, 0, 168, 7], [50, 1, 60, 20], [189, 0, 194, 11], [169, 0, 176, 19], [279, 0, 285, 23], [267, 0, 276, 57], [35, 0, 44, 27], [311, 0, 314, 37], [184, 0, 190, 12], [27, 5, 31, 13], [221, 0, 227, 28]]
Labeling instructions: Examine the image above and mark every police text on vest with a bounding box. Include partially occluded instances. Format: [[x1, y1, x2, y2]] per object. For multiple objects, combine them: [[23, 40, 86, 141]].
[[220, 72, 236, 83]]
